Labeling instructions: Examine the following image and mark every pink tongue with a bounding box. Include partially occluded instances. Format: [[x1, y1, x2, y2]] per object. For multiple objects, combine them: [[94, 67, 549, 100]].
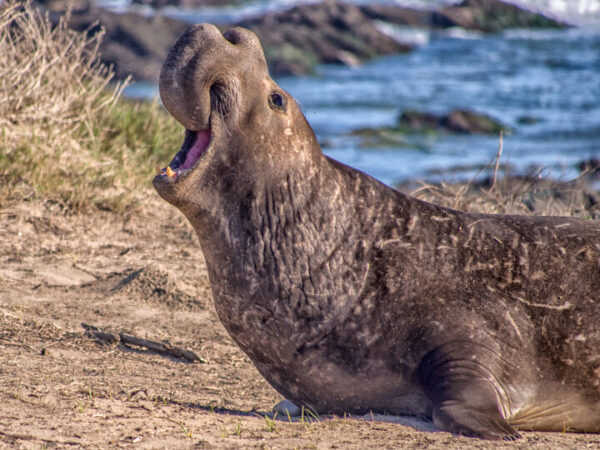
[[182, 130, 211, 170]]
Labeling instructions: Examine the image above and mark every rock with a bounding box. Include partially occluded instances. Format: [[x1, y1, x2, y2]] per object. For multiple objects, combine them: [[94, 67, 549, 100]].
[[350, 127, 411, 149], [433, 0, 566, 32], [245, 0, 564, 75], [399, 109, 507, 134], [444, 109, 506, 134], [397, 110, 441, 132], [35, 0, 412, 79], [131, 0, 244, 7], [131, 0, 565, 32], [359, 5, 434, 28], [238, 0, 413, 76], [517, 115, 541, 125], [40, 1, 189, 82], [32, 0, 566, 82], [352, 109, 507, 148], [362, 0, 564, 32]]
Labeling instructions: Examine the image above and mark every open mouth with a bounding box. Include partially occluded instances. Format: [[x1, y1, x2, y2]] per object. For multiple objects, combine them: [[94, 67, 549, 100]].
[[157, 128, 212, 181]]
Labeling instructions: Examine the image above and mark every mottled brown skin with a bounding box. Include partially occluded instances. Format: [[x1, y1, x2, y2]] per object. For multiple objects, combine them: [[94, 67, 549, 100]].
[[154, 24, 600, 440]]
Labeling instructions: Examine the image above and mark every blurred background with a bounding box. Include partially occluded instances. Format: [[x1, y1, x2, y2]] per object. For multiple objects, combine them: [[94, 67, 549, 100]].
[[38, 0, 600, 187]]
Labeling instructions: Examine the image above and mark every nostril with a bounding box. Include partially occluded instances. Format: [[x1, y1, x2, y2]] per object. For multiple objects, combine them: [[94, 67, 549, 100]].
[[223, 28, 243, 45]]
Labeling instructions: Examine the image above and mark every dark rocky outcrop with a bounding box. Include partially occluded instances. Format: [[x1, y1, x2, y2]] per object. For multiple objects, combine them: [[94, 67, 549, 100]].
[[39, 1, 188, 82], [359, 5, 434, 27], [352, 109, 508, 148], [132, 0, 244, 7], [237, 0, 564, 75], [237, 1, 413, 76], [399, 109, 507, 134], [432, 0, 566, 32], [130, 0, 567, 34], [36, 0, 412, 80], [32, 0, 566, 82], [361, 0, 565, 32]]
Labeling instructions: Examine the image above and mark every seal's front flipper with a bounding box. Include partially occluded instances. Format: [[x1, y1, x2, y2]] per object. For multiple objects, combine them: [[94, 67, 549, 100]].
[[432, 399, 520, 440], [419, 346, 520, 440]]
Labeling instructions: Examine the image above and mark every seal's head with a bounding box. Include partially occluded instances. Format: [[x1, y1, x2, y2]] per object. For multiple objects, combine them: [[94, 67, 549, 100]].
[[154, 24, 320, 214]]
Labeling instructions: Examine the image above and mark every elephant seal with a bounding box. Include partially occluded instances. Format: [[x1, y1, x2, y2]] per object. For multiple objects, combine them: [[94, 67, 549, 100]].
[[154, 24, 600, 439]]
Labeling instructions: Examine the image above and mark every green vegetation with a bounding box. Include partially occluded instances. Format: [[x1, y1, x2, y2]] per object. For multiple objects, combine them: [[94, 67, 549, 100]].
[[264, 414, 277, 432], [166, 417, 194, 439], [0, 1, 181, 212]]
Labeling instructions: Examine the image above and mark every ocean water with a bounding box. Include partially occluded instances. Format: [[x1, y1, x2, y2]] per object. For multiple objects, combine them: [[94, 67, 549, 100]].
[[112, 1, 600, 186], [276, 27, 600, 185]]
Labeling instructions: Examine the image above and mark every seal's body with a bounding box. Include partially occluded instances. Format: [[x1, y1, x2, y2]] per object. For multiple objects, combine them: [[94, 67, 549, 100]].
[[154, 24, 600, 439]]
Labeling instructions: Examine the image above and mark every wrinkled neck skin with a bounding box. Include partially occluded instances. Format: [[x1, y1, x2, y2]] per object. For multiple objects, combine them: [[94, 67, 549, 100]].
[[153, 22, 395, 363], [179, 138, 396, 362]]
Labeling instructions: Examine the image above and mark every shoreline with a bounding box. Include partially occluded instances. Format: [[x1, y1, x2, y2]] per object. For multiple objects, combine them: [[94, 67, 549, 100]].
[[38, 0, 566, 82]]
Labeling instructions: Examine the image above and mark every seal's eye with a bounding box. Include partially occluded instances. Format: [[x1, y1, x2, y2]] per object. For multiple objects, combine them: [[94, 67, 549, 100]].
[[268, 92, 286, 112]]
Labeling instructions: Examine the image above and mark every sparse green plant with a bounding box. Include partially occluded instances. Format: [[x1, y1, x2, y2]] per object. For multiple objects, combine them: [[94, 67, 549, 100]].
[[264, 414, 276, 432], [165, 417, 193, 439], [234, 420, 245, 437], [299, 405, 321, 426], [305, 407, 321, 423], [299, 406, 317, 430]]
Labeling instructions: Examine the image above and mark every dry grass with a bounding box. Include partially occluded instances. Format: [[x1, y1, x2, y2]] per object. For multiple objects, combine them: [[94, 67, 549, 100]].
[[0, 1, 181, 212], [411, 135, 600, 219], [0, 0, 122, 209]]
